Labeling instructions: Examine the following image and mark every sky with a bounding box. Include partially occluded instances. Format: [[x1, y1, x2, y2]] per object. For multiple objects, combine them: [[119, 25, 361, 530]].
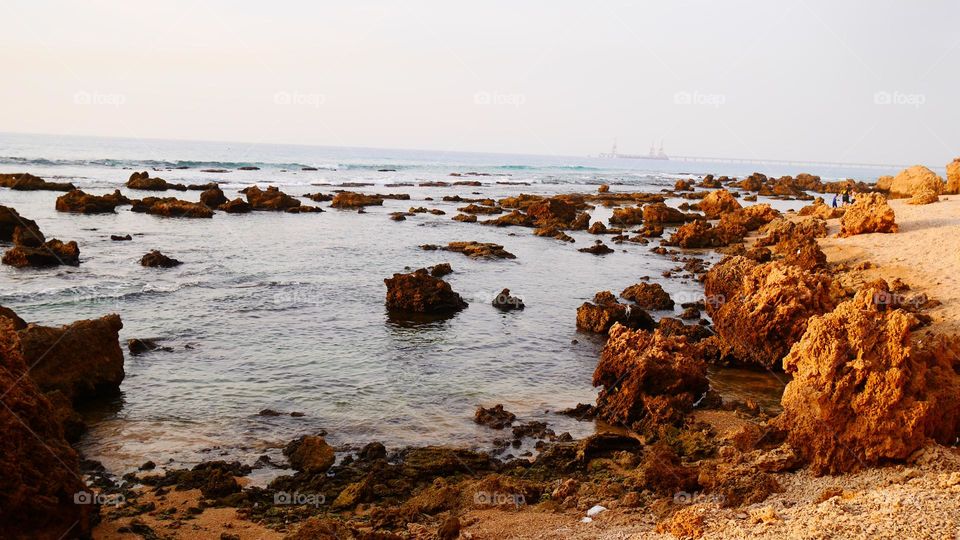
[[1, 0, 957, 165]]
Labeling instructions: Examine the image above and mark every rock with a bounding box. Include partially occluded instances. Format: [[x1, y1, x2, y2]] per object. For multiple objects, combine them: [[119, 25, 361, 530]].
[[656, 507, 705, 539], [643, 202, 687, 224], [593, 325, 709, 432], [798, 197, 844, 219], [598, 184, 610, 193], [140, 250, 183, 268], [111, 234, 132, 241], [330, 191, 384, 208], [132, 197, 214, 218], [704, 257, 838, 368], [776, 280, 960, 474], [358, 442, 387, 461], [482, 209, 537, 227], [2, 239, 80, 268], [384, 269, 468, 314], [576, 292, 655, 334], [668, 220, 730, 248], [839, 193, 898, 237], [284, 435, 336, 473], [438, 516, 460, 540], [200, 186, 228, 208], [303, 192, 333, 202], [491, 288, 525, 311], [525, 197, 586, 229], [126, 171, 187, 191], [609, 206, 645, 226], [675, 179, 694, 191], [200, 468, 240, 499], [698, 189, 741, 218], [0, 318, 92, 538], [0, 172, 75, 191], [219, 198, 252, 213], [578, 241, 614, 255], [0, 205, 43, 243], [0, 306, 26, 330], [458, 203, 502, 215], [20, 313, 124, 402], [588, 221, 608, 234], [242, 185, 301, 211], [886, 165, 944, 198], [621, 282, 674, 310], [428, 263, 453, 277], [127, 338, 172, 355], [444, 241, 516, 259], [907, 189, 939, 205], [946, 158, 960, 194], [697, 456, 781, 507], [55, 189, 128, 213], [680, 307, 700, 320], [452, 213, 477, 223], [475, 404, 516, 429]]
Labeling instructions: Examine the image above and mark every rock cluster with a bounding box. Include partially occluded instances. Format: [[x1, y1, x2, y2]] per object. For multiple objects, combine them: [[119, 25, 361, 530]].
[[0, 172, 76, 191], [576, 291, 655, 334], [131, 197, 214, 218], [1, 205, 80, 267], [384, 269, 468, 314], [242, 185, 302, 211]]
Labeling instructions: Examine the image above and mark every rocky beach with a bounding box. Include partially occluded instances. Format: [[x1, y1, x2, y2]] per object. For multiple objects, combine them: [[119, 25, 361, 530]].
[[2, 155, 960, 539]]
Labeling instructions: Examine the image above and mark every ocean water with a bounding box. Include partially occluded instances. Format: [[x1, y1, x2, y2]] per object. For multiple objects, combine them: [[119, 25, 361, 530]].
[[0, 133, 890, 475]]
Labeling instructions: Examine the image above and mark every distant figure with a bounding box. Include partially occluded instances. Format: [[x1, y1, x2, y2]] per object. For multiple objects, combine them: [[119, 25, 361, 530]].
[[831, 194, 838, 208], [842, 189, 851, 205]]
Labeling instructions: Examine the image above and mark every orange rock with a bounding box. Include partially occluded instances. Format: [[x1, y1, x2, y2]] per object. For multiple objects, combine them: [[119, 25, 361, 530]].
[[576, 292, 655, 334], [697, 189, 741, 219], [643, 202, 687, 224], [839, 193, 898, 237], [384, 269, 467, 314], [243, 185, 302, 210], [885, 165, 944, 198], [621, 282, 674, 310], [946, 158, 960, 194]]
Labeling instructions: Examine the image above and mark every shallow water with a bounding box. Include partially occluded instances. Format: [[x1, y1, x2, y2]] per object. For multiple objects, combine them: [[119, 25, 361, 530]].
[[0, 134, 829, 474]]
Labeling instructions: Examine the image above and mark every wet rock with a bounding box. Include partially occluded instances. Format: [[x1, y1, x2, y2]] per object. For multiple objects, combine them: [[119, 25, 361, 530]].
[[330, 191, 384, 208], [303, 192, 333, 202], [358, 442, 387, 461], [576, 291, 655, 334], [474, 404, 516, 429], [55, 189, 128, 213], [428, 262, 453, 277], [452, 213, 477, 223], [219, 198, 252, 213], [643, 202, 687, 224], [0, 205, 43, 243], [384, 269, 468, 314], [128, 338, 172, 355], [609, 206, 645, 226], [0, 306, 26, 330], [482, 209, 537, 227], [126, 171, 187, 191], [680, 307, 700, 320], [885, 165, 944, 198], [704, 257, 837, 369], [492, 288, 525, 311], [389, 211, 412, 221], [132, 197, 214, 218], [199, 186, 228, 208], [111, 234, 132, 241], [588, 221, 608, 234], [243, 185, 301, 211], [598, 184, 610, 193], [776, 280, 960, 474], [458, 203, 502, 215], [621, 282, 674, 310], [839, 193, 898, 237], [140, 250, 183, 268], [0, 172, 76, 191], [0, 318, 92, 538], [698, 189, 742, 218], [284, 435, 336, 473], [578, 240, 614, 255], [592, 325, 709, 432], [675, 179, 694, 191], [533, 225, 575, 242], [2, 239, 80, 267], [438, 516, 460, 540], [443, 241, 516, 259], [20, 313, 124, 402]]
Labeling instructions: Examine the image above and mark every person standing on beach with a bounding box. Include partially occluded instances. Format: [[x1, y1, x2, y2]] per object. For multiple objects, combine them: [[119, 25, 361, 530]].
[[832, 194, 838, 208], [842, 189, 851, 205]]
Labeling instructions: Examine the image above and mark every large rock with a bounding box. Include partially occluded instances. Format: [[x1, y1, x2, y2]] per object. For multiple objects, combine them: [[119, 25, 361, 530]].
[[525, 197, 583, 229], [668, 220, 731, 248], [592, 325, 709, 432], [839, 193, 897, 237], [126, 171, 187, 191], [0, 205, 43, 243], [698, 189, 741, 219], [55, 189, 128, 214], [0, 318, 92, 538], [704, 257, 838, 369], [330, 191, 384, 209], [609, 206, 645, 226], [141, 250, 183, 268], [0, 172, 75, 191], [200, 186, 228, 208], [642, 203, 687, 224], [576, 291, 655, 334], [131, 197, 214, 218], [284, 435, 336, 473], [2, 239, 80, 268], [242, 185, 301, 211], [946, 158, 960, 195], [886, 165, 944, 198], [384, 269, 468, 314], [776, 281, 960, 474], [621, 282, 674, 310], [19, 314, 124, 402]]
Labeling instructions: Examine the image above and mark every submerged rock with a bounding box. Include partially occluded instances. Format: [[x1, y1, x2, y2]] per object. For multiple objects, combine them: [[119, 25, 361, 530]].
[[576, 291, 655, 334], [140, 250, 182, 268], [0, 172, 75, 191], [475, 404, 516, 429], [578, 241, 614, 255], [55, 189, 129, 213], [592, 324, 709, 432], [776, 280, 960, 474], [384, 269, 468, 314], [491, 288, 525, 311], [126, 171, 187, 191], [443, 241, 516, 259], [839, 193, 898, 237], [132, 197, 214, 218], [2, 239, 80, 268]]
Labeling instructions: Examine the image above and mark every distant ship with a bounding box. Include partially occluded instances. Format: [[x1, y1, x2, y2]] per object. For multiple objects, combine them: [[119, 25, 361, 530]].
[[599, 139, 669, 160]]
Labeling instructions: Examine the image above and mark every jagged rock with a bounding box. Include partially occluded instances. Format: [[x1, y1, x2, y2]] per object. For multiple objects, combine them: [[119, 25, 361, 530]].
[[588, 221, 608, 234], [140, 250, 182, 268], [458, 203, 502, 215], [452, 213, 477, 223], [384, 269, 467, 314], [199, 186, 228, 208], [443, 241, 516, 259], [0, 172, 75, 191], [839, 193, 898, 237], [110, 234, 132, 241], [19, 313, 124, 402], [491, 288, 524, 311], [592, 325, 709, 432], [428, 263, 453, 277], [242, 185, 301, 211], [885, 165, 944, 198], [668, 220, 730, 248], [474, 405, 516, 429], [704, 257, 838, 369], [0, 318, 92, 538], [755, 217, 827, 247], [798, 197, 844, 219], [576, 291, 655, 334], [330, 192, 384, 208], [578, 241, 614, 255], [643, 202, 687, 224], [907, 189, 939, 205], [609, 206, 645, 226], [284, 435, 335, 473], [55, 189, 128, 213], [303, 192, 333, 202], [674, 179, 694, 191], [621, 282, 674, 310], [219, 198, 252, 213], [0, 205, 43, 243], [132, 197, 214, 218], [2, 239, 80, 267], [126, 171, 187, 191], [946, 158, 960, 194], [697, 455, 782, 507], [698, 189, 741, 218], [776, 280, 960, 474]]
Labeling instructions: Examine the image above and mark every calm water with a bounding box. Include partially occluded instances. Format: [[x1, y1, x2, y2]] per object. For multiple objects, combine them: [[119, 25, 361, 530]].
[[0, 133, 884, 473]]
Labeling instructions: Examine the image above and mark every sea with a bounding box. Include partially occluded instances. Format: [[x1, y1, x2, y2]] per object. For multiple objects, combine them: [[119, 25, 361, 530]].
[[0, 132, 901, 478]]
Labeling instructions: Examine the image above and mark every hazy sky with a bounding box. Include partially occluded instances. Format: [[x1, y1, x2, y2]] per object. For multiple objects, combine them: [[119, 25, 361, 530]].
[[2, 0, 957, 164]]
